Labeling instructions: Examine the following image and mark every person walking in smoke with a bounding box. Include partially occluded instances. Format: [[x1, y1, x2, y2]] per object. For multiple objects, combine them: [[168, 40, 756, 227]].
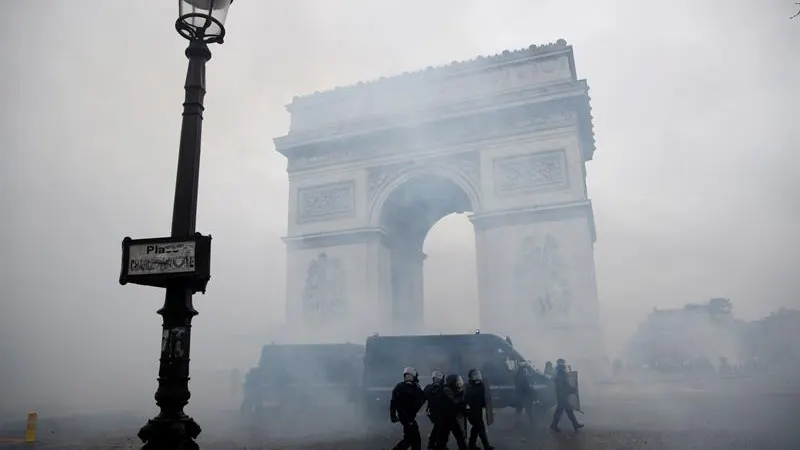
[[514, 361, 536, 427], [465, 369, 494, 450], [390, 367, 426, 450], [423, 371, 449, 450], [544, 360, 555, 377], [550, 358, 584, 432], [439, 374, 469, 450]]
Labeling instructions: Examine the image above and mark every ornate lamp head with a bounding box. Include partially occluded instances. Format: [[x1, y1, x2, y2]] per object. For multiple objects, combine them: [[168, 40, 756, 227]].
[[176, 0, 233, 44]]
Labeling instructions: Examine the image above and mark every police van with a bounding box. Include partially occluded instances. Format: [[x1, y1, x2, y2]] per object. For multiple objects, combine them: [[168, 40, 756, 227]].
[[360, 333, 555, 420], [241, 342, 364, 415]]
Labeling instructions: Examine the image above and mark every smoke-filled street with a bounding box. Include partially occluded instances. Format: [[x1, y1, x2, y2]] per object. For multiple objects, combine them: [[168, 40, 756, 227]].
[[3, 2, 799, 450], [2, 375, 797, 449]]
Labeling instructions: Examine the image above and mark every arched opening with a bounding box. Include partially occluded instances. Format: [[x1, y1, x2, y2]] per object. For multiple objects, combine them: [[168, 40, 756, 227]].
[[378, 174, 475, 332], [423, 213, 479, 334]]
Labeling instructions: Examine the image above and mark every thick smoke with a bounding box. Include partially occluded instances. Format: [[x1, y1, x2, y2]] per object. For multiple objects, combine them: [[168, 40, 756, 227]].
[[0, 0, 797, 447]]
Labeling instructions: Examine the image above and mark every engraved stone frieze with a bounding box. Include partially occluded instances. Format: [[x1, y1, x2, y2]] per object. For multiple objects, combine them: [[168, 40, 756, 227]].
[[493, 149, 568, 195], [286, 107, 580, 172], [513, 111, 577, 131], [292, 149, 355, 170], [297, 181, 355, 223]]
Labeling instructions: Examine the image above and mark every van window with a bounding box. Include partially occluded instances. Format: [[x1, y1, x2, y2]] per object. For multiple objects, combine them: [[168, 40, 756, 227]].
[[484, 343, 520, 385], [418, 344, 452, 375], [364, 344, 404, 385], [365, 340, 459, 385], [461, 341, 485, 374]]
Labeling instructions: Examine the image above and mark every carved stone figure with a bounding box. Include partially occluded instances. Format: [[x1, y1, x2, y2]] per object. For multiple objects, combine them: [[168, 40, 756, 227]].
[[302, 252, 347, 320], [514, 234, 573, 322]]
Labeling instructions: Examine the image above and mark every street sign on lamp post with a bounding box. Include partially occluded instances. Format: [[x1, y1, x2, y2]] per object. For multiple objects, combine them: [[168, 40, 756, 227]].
[[121, 1, 234, 449], [119, 234, 212, 294]]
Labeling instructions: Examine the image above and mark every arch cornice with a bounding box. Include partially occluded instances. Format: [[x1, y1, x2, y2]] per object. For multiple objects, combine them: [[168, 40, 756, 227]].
[[367, 160, 482, 227]]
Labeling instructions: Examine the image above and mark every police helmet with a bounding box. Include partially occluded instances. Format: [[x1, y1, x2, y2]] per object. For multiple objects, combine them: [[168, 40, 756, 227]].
[[403, 367, 419, 382], [556, 358, 567, 367], [444, 373, 459, 387], [467, 368, 482, 382], [431, 370, 444, 382]]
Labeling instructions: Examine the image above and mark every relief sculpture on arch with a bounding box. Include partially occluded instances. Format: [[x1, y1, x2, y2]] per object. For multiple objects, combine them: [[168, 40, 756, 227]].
[[514, 234, 574, 325], [302, 252, 347, 321]]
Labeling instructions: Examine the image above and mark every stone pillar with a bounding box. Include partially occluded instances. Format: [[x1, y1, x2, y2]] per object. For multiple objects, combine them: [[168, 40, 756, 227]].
[[410, 250, 426, 332], [471, 201, 606, 369], [389, 245, 426, 334], [282, 228, 389, 343], [473, 225, 507, 334]]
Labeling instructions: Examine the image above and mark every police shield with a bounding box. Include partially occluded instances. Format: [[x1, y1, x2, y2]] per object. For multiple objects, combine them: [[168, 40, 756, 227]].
[[566, 370, 582, 413]]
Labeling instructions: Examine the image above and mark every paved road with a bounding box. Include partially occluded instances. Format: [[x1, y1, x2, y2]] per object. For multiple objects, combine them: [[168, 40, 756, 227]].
[[2, 379, 797, 449]]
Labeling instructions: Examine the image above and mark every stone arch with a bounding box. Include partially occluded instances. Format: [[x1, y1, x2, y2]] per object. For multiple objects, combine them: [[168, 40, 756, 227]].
[[364, 161, 481, 333], [275, 41, 607, 363], [368, 161, 482, 228]]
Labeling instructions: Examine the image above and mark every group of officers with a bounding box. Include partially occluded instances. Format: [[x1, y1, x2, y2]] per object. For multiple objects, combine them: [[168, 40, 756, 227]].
[[389, 358, 584, 450]]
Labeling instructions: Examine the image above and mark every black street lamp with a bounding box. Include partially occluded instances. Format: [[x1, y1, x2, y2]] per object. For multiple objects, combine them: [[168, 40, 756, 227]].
[[136, 1, 233, 449]]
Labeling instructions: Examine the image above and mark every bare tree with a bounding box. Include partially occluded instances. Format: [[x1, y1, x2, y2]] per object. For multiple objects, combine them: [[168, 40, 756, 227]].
[[792, 2, 800, 19]]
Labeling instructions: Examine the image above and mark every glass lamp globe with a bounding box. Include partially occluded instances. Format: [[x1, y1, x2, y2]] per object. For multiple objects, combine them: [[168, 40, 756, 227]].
[[177, 0, 233, 43]]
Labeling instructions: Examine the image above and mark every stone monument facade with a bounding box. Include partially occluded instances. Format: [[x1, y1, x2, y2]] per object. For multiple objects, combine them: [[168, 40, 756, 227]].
[[274, 40, 605, 362]]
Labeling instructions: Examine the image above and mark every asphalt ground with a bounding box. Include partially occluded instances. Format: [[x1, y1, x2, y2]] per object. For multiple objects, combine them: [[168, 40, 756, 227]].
[[1, 377, 798, 449]]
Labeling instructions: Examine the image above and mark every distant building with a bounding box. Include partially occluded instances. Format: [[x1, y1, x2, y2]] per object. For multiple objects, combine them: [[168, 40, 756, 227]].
[[740, 308, 800, 369], [626, 300, 743, 368]]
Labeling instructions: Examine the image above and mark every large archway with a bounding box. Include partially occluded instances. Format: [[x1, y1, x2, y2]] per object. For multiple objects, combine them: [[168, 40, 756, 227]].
[[275, 40, 607, 363], [377, 173, 474, 332], [423, 213, 479, 334]]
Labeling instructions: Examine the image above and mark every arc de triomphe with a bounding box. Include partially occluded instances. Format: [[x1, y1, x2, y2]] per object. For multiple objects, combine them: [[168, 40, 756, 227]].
[[273, 40, 605, 362]]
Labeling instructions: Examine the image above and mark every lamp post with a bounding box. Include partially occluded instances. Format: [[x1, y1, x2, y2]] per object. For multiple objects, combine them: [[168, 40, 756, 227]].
[[136, 1, 233, 449]]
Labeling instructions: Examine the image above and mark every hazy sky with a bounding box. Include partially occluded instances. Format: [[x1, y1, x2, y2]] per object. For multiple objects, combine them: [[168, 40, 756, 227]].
[[1, 0, 798, 414]]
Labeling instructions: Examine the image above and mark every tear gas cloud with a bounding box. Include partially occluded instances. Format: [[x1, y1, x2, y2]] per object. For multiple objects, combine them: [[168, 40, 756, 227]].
[[0, 0, 798, 442]]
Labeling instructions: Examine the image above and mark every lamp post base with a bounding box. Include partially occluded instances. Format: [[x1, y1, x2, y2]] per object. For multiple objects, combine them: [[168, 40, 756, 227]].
[[138, 415, 201, 450]]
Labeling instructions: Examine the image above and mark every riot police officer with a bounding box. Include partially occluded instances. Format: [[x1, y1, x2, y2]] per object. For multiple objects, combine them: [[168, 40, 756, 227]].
[[550, 358, 584, 432], [240, 369, 260, 415], [423, 371, 447, 450], [514, 361, 535, 427], [390, 367, 426, 450], [465, 369, 494, 450], [440, 374, 469, 450], [544, 360, 554, 377]]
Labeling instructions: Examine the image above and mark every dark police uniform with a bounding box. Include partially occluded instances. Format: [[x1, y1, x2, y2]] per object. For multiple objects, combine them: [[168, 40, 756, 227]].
[[440, 374, 469, 450], [465, 369, 494, 450], [423, 374, 447, 450], [550, 359, 584, 432], [514, 364, 535, 426], [390, 368, 426, 450]]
